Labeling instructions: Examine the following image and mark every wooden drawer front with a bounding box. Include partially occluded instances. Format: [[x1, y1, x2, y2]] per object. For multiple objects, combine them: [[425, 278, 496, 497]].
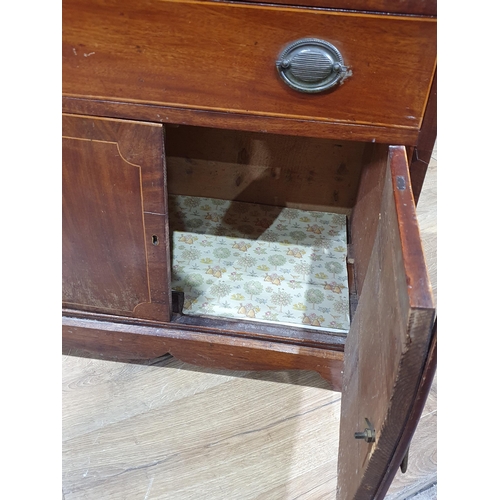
[[62, 114, 172, 322], [63, 0, 436, 132]]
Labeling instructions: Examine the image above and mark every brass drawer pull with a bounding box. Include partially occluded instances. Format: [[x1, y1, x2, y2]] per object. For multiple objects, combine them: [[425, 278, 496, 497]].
[[276, 38, 349, 93]]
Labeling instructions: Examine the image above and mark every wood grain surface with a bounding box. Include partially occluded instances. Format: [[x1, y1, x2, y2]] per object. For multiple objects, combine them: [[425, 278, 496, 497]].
[[62, 114, 172, 322], [62, 315, 345, 391], [376, 321, 436, 499], [62, 145, 437, 499], [62, 96, 422, 146], [166, 125, 365, 211], [409, 74, 437, 204], [386, 143, 437, 500], [337, 146, 434, 499], [215, 0, 436, 16], [349, 143, 388, 295], [62, 0, 436, 132]]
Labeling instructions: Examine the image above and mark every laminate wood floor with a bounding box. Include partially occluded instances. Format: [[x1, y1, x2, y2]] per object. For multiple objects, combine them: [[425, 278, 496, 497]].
[[62, 146, 437, 500]]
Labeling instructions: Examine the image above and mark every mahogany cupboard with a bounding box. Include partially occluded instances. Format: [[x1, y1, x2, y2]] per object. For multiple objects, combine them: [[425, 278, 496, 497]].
[[62, 0, 437, 498]]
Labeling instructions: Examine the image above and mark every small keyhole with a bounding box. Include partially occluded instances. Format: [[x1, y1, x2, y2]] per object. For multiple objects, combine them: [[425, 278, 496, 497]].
[[152, 235, 159, 245]]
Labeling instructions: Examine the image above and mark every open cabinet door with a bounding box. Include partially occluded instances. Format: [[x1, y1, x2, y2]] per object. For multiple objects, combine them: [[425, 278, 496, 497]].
[[337, 146, 435, 499]]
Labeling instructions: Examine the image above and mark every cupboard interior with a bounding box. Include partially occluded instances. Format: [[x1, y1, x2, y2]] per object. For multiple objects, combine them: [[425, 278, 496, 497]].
[[165, 125, 386, 343]]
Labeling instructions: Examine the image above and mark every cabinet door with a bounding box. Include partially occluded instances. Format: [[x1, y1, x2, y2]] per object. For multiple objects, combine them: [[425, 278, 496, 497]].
[[337, 146, 435, 499], [62, 114, 171, 322]]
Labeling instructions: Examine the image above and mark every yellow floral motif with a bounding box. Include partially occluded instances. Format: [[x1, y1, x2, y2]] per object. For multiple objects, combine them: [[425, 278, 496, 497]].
[[323, 281, 346, 294], [184, 297, 198, 310], [315, 272, 328, 280], [205, 213, 221, 223], [287, 248, 305, 258], [179, 235, 197, 244], [232, 241, 251, 252], [206, 266, 226, 278], [237, 303, 261, 318], [302, 313, 325, 327], [307, 224, 323, 234], [264, 273, 285, 286]]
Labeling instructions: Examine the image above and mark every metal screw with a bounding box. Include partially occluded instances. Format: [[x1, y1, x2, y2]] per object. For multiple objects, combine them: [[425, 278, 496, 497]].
[[354, 418, 376, 443]]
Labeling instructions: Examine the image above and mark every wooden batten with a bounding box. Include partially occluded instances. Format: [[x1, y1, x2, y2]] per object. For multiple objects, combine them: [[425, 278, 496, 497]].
[[348, 143, 389, 295]]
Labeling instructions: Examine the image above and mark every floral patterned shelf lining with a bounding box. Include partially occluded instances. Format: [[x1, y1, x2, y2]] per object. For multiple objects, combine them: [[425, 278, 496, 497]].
[[169, 195, 350, 334]]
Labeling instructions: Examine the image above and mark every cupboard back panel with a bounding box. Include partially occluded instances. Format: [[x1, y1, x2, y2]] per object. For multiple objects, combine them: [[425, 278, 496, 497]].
[[166, 125, 365, 213]]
